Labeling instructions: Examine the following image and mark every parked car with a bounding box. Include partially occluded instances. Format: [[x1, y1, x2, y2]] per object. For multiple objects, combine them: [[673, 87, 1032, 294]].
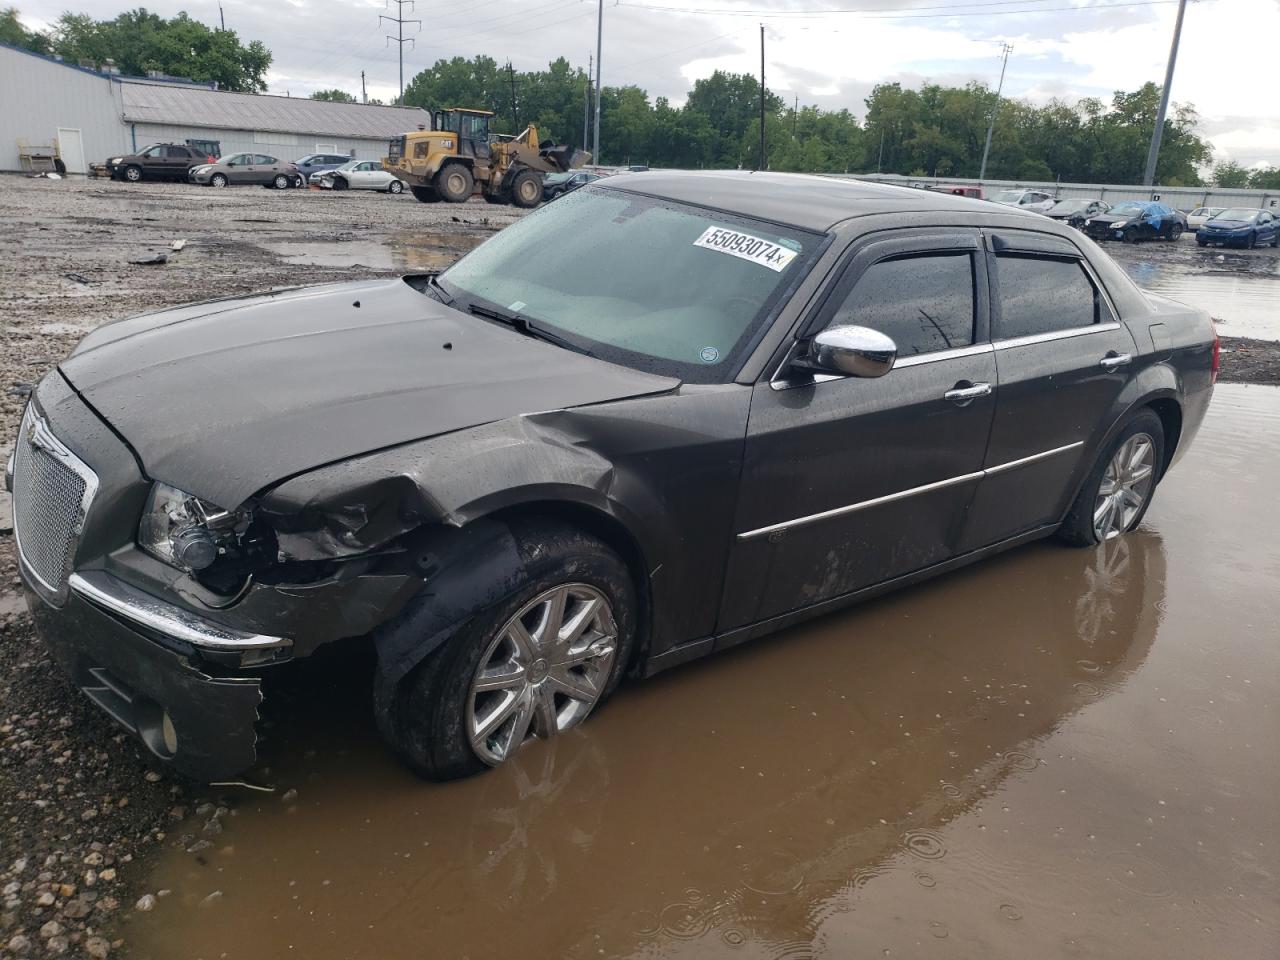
[[1083, 201, 1186, 242], [1195, 208, 1280, 248], [292, 153, 353, 184], [105, 143, 205, 183], [543, 170, 602, 201], [310, 160, 405, 193], [991, 188, 1056, 214], [8, 172, 1215, 783], [189, 153, 299, 189], [1186, 206, 1227, 230], [1043, 198, 1109, 227]]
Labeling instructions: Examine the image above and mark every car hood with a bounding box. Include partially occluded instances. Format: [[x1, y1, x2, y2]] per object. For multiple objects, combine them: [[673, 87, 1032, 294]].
[[1203, 219, 1251, 229], [59, 278, 679, 507]]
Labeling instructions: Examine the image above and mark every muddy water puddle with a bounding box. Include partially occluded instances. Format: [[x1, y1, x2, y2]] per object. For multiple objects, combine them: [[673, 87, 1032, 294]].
[[1116, 244, 1280, 341], [262, 234, 489, 272], [123, 385, 1279, 959]]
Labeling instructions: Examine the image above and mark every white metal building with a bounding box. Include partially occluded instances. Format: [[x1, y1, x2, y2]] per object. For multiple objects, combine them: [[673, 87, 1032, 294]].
[[1, 41, 431, 173]]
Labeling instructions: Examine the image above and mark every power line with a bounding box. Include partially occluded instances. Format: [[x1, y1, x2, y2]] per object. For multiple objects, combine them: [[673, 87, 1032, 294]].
[[380, 0, 422, 103]]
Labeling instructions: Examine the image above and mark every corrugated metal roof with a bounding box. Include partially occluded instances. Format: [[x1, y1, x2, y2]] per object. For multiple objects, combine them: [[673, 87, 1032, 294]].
[[119, 81, 430, 139]]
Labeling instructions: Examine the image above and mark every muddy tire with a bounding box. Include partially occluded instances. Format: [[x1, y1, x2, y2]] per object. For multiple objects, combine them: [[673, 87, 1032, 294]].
[[1057, 410, 1164, 548], [1121, 228, 1138, 243], [123, 165, 142, 183], [373, 520, 637, 781], [332, 176, 349, 191], [388, 179, 404, 194], [1168, 223, 1183, 240], [411, 185, 439, 203], [210, 172, 228, 187], [511, 170, 543, 209], [1246, 231, 1257, 249], [435, 164, 474, 203]]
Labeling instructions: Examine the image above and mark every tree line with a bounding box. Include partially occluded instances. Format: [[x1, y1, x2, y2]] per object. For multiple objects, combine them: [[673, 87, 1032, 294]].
[[3, 8, 1277, 188]]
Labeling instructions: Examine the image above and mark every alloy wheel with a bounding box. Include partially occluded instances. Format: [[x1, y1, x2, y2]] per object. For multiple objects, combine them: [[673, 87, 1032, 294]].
[[467, 583, 618, 766], [1093, 433, 1156, 541]]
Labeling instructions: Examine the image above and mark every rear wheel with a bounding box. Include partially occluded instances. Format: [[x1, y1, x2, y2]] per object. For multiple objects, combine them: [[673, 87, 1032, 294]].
[[1168, 223, 1183, 240], [435, 164, 474, 203], [374, 521, 637, 781], [272, 173, 290, 190], [388, 179, 404, 194], [411, 185, 439, 203], [511, 170, 542, 208], [1058, 410, 1164, 547]]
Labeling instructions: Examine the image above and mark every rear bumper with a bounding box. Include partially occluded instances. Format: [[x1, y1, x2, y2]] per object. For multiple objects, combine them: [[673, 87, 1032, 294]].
[[20, 565, 270, 781]]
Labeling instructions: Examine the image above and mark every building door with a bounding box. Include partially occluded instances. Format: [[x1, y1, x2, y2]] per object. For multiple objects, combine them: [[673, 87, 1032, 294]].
[[56, 128, 85, 175]]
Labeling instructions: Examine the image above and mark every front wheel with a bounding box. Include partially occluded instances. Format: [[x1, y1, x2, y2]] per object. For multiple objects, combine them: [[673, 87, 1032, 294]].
[[510, 170, 542, 208], [1246, 231, 1257, 249], [123, 165, 142, 183], [388, 179, 404, 194], [1058, 411, 1164, 547], [1121, 228, 1138, 244], [210, 172, 228, 187], [374, 521, 637, 780], [435, 164, 474, 203]]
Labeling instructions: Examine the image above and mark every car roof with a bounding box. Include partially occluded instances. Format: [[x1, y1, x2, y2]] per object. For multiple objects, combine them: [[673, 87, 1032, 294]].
[[599, 170, 1027, 231]]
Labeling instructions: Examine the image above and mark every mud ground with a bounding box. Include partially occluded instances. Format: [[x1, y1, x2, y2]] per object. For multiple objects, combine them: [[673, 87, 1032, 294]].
[[0, 176, 1277, 959]]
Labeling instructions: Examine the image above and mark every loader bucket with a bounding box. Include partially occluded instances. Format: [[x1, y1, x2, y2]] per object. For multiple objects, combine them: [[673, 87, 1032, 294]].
[[540, 144, 590, 172]]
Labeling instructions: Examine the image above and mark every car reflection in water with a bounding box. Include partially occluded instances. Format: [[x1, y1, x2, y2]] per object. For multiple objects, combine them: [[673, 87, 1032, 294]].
[[126, 529, 1165, 959]]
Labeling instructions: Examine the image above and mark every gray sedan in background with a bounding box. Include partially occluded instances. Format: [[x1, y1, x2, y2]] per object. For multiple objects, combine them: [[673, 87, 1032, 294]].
[[311, 160, 406, 193], [190, 153, 298, 189]]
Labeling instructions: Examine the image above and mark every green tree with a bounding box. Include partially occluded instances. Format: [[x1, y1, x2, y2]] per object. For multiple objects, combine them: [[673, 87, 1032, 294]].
[[1, 6, 49, 53], [1212, 159, 1249, 187], [1249, 167, 1280, 190], [311, 88, 356, 103], [48, 9, 271, 92]]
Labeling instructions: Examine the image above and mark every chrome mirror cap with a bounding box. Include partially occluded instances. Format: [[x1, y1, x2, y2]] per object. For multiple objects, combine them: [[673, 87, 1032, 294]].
[[809, 325, 897, 378]]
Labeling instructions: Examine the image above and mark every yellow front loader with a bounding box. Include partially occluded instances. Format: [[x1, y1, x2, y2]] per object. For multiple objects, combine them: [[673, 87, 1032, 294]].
[[383, 108, 590, 208]]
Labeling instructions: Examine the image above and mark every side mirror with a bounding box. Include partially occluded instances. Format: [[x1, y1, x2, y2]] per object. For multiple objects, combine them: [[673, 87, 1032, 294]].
[[804, 325, 897, 378]]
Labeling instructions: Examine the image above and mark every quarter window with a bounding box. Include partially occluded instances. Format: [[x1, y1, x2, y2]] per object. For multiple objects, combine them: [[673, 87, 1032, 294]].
[[825, 253, 976, 357], [995, 254, 1110, 338]]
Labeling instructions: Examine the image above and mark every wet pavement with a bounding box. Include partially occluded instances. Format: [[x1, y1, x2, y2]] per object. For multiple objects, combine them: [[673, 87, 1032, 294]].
[[117, 383, 1280, 960]]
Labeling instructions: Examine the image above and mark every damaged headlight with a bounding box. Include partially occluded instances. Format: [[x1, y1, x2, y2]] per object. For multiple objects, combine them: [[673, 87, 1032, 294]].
[[1111, 221, 1128, 229], [138, 482, 251, 572]]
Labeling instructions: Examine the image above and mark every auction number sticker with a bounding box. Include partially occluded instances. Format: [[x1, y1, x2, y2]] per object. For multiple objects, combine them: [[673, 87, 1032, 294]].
[[693, 226, 798, 272]]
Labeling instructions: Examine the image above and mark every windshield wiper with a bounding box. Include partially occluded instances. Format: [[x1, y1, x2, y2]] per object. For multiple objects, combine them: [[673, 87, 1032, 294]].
[[467, 302, 591, 357], [424, 273, 454, 304]]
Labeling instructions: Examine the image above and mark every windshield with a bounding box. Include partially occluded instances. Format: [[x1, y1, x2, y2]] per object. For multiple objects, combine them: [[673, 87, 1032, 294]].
[[437, 188, 819, 381], [336, 161, 359, 172], [1215, 208, 1258, 221], [544, 172, 571, 185], [1109, 202, 1145, 216], [995, 190, 1025, 203]]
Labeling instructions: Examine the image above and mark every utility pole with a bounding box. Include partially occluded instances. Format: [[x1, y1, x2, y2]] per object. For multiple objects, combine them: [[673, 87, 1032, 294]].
[[505, 61, 521, 128], [583, 54, 592, 150], [758, 24, 766, 171], [1143, 0, 1188, 186], [218, 4, 225, 30], [361, 70, 367, 105], [380, 0, 421, 104], [593, 0, 603, 163], [877, 127, 885, 173], [978, 42, 1012, 182], [792, 95, 798, 138]]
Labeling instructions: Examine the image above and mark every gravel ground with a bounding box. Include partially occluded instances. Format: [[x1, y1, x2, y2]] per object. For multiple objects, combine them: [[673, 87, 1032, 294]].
[[0, 174, 1275, 958]]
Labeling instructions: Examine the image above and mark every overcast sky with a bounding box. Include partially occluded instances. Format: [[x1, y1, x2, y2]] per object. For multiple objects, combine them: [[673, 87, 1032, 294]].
[[17, 0, 1280, 167]]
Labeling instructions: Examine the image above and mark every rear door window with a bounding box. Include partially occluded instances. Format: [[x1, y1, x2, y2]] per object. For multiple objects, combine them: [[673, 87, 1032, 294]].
[[995, 254, 1111, 339], [824, 253, 976, 357]]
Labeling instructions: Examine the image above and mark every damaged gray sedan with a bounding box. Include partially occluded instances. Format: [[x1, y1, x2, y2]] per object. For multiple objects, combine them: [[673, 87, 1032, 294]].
[[9, 172, 1216, 781]]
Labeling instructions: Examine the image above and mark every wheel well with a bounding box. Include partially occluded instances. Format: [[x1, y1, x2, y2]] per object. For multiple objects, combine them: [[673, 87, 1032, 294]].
[[488, 500, 652, 673], [1145, 397, 1182, 476]]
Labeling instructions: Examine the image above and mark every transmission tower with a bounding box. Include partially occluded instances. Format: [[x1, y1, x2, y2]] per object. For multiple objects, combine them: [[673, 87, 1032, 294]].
[[380, 0, 421, 103]]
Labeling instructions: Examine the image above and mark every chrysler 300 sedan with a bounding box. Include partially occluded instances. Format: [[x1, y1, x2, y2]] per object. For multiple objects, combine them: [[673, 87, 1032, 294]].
[[8, 172, 1216, 782]]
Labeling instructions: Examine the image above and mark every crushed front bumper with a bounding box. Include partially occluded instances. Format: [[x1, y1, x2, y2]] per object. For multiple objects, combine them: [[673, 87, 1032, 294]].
[[20, 566, 282, 781]]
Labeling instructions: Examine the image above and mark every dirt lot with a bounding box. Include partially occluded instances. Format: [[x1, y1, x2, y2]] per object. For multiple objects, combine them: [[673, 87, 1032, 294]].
[[0, 176, 1277, 959]]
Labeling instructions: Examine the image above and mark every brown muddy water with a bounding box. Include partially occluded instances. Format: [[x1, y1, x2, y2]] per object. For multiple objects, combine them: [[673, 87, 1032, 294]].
[[122, 385, 1279, 960]]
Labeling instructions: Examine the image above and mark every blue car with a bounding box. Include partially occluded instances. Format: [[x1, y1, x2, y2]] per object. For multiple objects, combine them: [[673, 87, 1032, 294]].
[[291, 153, 353, 186], [1196, 208, 1280, 248]]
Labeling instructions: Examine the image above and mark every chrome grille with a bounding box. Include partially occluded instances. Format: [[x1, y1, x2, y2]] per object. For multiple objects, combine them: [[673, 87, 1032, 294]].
[[12, 405, 99, 600]]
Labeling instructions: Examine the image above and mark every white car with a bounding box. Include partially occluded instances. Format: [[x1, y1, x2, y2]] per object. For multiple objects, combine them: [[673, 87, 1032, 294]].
[[1187, 206, 1227, 230], [311, 160, 405, 194], [991, 189, 1056, 214]]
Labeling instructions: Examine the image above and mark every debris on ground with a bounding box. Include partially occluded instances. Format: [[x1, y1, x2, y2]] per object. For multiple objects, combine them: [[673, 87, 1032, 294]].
[[64, 273, 99, 285], [129, 252, 168, 266], [170, 239, 186, 253]]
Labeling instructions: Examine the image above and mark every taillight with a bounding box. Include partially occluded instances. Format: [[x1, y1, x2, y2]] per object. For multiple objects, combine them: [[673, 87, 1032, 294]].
[[1211, 329, 1221, 383]]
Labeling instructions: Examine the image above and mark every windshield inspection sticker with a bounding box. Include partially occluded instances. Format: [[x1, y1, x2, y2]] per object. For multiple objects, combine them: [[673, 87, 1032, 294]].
[[693, 227, 798, 272]]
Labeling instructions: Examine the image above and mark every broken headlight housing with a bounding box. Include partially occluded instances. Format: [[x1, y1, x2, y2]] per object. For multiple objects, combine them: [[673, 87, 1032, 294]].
[[138, 482, 253, 572]]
